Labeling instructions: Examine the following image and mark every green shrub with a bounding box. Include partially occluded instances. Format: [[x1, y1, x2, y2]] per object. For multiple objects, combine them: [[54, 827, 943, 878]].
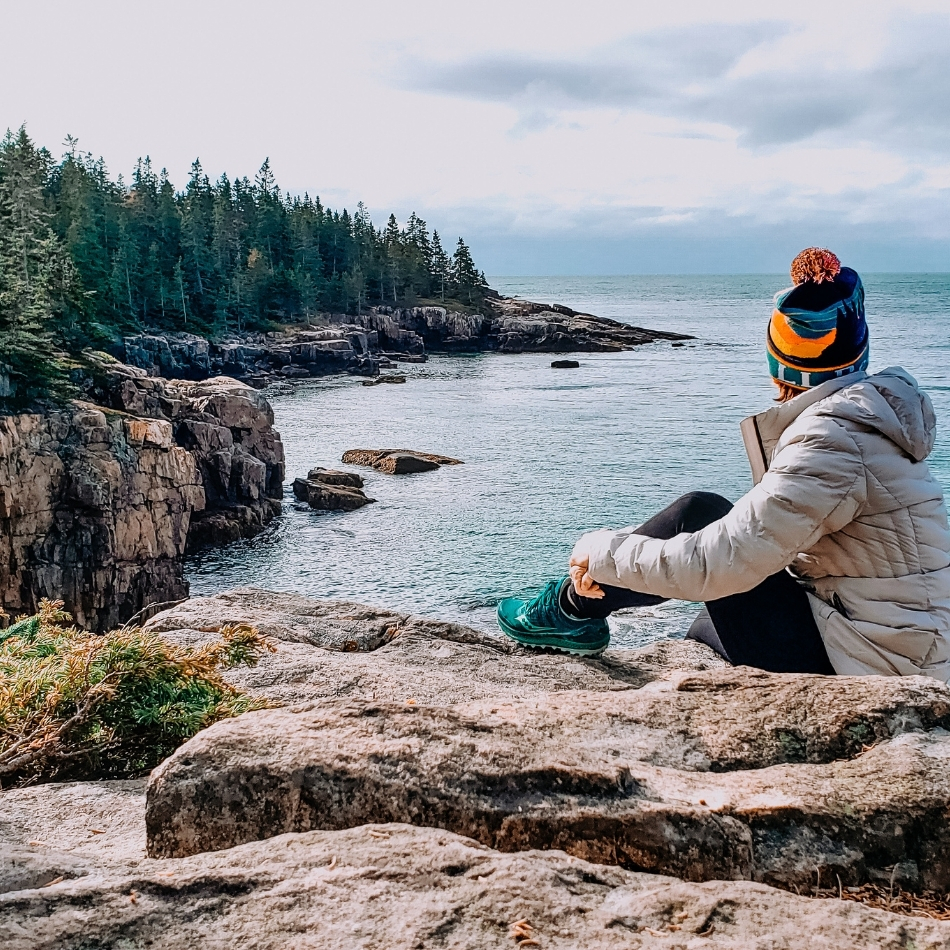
[[0, 599, 274, 787]]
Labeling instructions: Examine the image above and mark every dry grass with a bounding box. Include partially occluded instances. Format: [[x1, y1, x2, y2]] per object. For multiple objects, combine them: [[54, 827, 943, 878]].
[[812, 882, 950, 921], [0, 599, 274, 787]]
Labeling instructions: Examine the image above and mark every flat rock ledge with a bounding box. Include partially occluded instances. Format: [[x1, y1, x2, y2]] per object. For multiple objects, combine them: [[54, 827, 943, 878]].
[[142, 590, 950, 898], [6, 820, 949, 950], [146, 671, 950, 894], [142, 588, 725, 702]]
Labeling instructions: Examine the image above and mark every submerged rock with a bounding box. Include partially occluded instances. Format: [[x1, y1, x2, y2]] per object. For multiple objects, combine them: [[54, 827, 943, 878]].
[[551, 359, 580, 368], [361, 374, 407, 386]]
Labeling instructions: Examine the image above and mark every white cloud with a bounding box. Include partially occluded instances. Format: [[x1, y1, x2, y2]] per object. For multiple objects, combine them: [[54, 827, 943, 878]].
[[0, 0, 946, 272]]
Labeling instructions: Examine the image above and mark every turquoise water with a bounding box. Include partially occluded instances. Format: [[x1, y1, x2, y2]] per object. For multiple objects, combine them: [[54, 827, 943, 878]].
[[187, 274, 950, 648]]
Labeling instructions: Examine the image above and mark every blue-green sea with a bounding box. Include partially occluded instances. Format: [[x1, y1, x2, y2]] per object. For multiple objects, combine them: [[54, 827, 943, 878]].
[[187, 274, 950, 648]]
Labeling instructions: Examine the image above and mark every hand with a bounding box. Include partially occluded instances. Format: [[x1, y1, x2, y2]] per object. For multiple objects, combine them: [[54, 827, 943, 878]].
[[568, 553, 604, 599]]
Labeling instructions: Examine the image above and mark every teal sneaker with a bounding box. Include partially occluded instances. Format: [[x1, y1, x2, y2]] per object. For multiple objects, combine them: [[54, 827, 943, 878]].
[[496, 578, 610, 656]]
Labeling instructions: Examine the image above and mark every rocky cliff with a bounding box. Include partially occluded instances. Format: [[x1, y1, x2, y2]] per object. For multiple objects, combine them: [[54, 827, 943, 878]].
[[0, 364, 284, 631], [0, 405, 202, 631], [94, 362, 285, 550]]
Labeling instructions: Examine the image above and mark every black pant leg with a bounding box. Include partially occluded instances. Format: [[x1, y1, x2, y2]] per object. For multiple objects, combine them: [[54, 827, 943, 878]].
[[564, 491, 733, 618], [703, 571, 835, 674]]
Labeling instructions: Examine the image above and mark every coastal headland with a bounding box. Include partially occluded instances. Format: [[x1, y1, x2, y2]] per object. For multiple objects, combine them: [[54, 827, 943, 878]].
[[0, 297, 685, 630], [119, 297, 693, 387]]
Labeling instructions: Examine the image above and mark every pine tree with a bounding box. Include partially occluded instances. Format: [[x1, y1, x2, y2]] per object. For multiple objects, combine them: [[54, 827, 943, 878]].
[[383, 213, 401, 303], [179, 159, 216, 324], [430, 230, 450, 303], [0, 127, 79, 407], [450, 237, 483, 305]]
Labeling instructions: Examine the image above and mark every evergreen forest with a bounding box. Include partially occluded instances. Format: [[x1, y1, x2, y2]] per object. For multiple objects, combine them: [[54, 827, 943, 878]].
[[0, 126, 490, 408]]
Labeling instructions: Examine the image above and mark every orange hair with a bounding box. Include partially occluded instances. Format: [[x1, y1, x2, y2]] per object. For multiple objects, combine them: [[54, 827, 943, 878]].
[[773, 380, 805, 403]]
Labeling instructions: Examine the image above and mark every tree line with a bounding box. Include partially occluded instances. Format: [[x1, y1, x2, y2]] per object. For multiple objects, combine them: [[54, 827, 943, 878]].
[[0, 126, 490, 408]]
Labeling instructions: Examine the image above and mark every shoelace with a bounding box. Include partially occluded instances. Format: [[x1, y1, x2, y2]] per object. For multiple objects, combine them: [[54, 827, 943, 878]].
[[522, 579, 564, 628]]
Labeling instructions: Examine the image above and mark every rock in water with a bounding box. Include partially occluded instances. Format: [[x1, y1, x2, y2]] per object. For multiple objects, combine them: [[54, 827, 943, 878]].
[[375, 452, 440, 474], [341, 448, 462, 473], [146, 661, 950, 894], [292, 467, 374, 511], [304, 467, 364, 488], [551, 359, 580, 368]]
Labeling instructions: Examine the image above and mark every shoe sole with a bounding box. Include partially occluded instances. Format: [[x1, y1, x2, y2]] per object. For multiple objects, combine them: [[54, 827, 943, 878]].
[[496, 612, 609, 657]]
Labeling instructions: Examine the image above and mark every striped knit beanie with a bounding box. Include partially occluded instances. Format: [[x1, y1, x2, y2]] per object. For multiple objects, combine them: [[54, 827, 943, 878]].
[[767, 248, 869, 390]]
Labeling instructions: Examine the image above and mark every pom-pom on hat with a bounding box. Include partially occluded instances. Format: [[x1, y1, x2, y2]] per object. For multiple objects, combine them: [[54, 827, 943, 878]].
[[767, 247, 869, 390]]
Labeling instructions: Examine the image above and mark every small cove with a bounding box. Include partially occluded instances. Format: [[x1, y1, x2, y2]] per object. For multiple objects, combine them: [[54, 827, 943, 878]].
[[187, 274, 950, 648]]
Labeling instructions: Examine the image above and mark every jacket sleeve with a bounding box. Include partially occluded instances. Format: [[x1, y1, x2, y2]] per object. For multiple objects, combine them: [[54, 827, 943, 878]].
[[575, 417, 869, 602]]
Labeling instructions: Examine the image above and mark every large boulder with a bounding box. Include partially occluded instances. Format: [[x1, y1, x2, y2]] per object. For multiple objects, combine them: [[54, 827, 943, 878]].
[[102, 366, 285, 552], [145, 664, 950, 892], [6, 822, 949, 950]]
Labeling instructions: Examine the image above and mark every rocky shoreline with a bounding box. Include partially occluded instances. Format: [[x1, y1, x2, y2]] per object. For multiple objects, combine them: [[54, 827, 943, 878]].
[[4, 588, 950, 948], [119, 297, 693, 386]]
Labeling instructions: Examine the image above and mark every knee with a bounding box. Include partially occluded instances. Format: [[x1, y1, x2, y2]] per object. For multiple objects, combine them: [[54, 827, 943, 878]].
[[671, 491, 733, 531]]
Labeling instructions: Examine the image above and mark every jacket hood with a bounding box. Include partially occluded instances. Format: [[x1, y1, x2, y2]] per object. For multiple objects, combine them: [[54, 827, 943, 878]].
[[813, 367, 936, 462], [752, 367, 937, 465]]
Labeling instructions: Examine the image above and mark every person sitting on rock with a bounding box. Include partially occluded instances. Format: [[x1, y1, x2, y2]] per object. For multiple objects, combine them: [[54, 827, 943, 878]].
[[497, 248, 950, 679]]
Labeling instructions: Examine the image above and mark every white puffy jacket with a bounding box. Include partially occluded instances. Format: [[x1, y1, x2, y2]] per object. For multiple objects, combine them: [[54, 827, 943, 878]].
[[575, 367, 950, 681]]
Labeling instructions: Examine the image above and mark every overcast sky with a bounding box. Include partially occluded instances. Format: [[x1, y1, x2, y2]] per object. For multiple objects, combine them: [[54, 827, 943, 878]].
[[2, 0, 948, 274]]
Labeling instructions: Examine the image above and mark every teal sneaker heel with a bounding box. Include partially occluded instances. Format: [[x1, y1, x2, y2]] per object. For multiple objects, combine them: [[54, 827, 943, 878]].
[[496, 578, 610, 656]]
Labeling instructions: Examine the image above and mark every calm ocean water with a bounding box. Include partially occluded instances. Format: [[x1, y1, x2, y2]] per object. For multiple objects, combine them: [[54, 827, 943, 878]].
[[187, 274, 950, 648]]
